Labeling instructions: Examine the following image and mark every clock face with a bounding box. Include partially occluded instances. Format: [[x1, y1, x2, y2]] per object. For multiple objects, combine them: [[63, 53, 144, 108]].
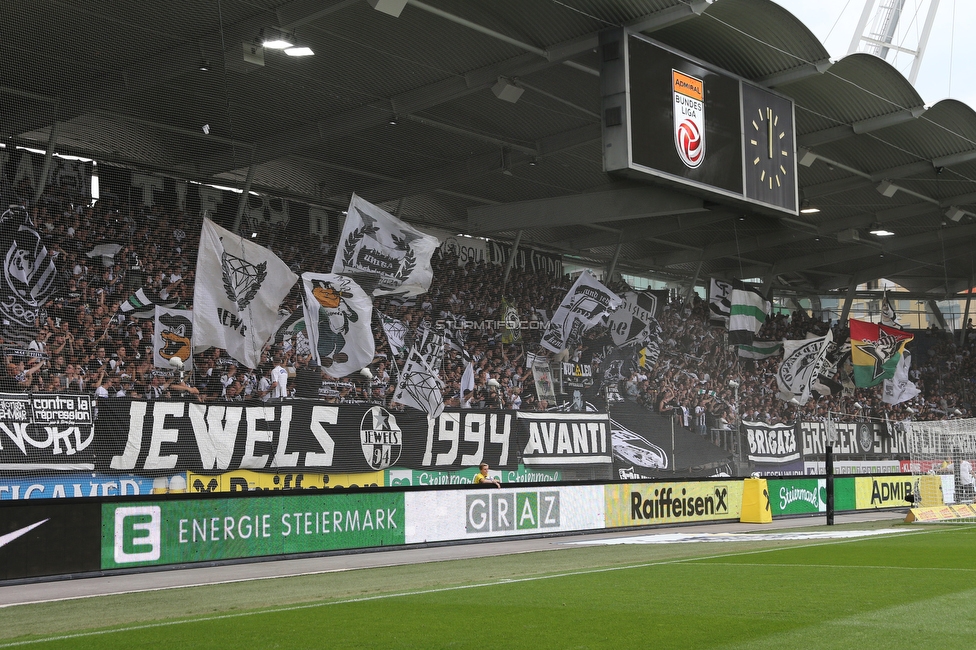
[[741, 84, 797, 212]]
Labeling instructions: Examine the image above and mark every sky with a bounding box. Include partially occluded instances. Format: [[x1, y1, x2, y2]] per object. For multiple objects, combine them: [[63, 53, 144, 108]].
[[771, 0, 976, 109]]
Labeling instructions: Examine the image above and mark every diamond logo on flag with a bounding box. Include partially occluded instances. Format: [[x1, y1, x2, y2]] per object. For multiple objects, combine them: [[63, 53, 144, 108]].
[[193, 218, 297, 368], [221, 249, 267, 310]]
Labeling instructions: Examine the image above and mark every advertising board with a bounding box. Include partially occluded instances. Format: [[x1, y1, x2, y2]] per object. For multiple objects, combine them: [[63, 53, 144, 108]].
[[403, 485, 603, 543], [605, 481, 742, 527], [101, 491, 405, 569]]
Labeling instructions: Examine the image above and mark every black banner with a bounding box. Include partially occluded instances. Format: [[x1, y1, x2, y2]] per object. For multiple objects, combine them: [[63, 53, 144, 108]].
[[742, 421, 800, 464], [94, 400, 622, 475], [96, 401, 528, 474], [0, 393, 94, 470], [0, 501, 101, 580]]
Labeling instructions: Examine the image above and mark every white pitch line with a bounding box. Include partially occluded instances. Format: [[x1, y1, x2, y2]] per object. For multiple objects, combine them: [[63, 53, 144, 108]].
[[0, 525, 943, 648]]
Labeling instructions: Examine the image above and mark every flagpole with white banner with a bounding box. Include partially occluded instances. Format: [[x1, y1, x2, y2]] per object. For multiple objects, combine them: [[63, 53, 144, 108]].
[[192, 218, 298, 368]]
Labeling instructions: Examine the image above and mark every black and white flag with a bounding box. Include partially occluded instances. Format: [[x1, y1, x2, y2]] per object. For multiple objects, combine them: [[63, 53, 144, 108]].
[[776, 331, 832, 406], [709, 278, 732, 324], [153, 306, 194, 371], [332, 194, 439, 297], [192, 218, 297, 368], [0, 205, 57, 342], [301, 273, 374, 376], [393, 347, 445, 419], [540, 270, 621, 353]]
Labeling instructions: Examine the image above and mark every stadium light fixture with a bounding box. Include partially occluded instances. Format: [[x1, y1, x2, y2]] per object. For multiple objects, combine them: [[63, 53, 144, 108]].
[[284, 46, 314, 57], [261, 27, 295, 50], [876, 180, 898, 198], [368, 0, 408, 17], [799, 199, 820, 214], [869, 223, 895, 237]]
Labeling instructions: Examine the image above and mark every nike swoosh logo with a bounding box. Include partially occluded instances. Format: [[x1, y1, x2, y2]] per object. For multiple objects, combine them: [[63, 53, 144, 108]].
[[0, 519, 49, 549]]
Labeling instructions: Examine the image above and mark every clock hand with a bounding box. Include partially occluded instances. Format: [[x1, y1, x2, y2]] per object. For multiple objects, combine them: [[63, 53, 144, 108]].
[[767, 108, 773, 159]]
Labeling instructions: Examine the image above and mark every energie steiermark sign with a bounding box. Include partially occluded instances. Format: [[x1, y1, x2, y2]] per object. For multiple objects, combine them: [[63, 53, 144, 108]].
[[102, 492, 404, 568]]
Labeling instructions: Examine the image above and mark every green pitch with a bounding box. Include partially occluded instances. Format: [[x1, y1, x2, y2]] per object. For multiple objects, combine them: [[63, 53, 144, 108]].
[[1, 520, 974, 649]]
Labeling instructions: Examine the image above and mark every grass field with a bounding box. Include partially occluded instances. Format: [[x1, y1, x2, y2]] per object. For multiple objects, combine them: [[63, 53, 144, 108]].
[[1, 519, 974, 649]]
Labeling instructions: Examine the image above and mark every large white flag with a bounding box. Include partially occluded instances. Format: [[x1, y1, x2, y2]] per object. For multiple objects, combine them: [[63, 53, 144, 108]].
[[153, 306, 194, 371], [332, 194, 439, 296], [301, 273, 374, 377], [883, 350, 920, 405], [192, 218, 297, 368], [392, 347, 445, 419], [540, 270, 622, 353], [775, 330, 832, 406]]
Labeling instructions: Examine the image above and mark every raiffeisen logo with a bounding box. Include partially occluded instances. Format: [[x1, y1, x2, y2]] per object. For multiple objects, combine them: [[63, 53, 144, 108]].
[[114, 506, 161, 563], [465, 491, 560, 534], [630, 486, 729, 521]]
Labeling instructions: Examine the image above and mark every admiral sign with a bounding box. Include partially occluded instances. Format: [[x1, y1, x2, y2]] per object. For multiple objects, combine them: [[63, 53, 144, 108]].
[[672, 70, 705, 168]]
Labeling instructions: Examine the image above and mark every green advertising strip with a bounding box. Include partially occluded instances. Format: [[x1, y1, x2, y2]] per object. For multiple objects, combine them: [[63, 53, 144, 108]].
[[767, 478, 856, 516], [834, 477, 856, 511], [386, 465, 560, 487], [101, 492, 405, 569]]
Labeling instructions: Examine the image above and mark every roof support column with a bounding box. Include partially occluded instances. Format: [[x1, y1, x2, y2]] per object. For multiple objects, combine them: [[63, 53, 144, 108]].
[[808, 294, 823, 320], [927, 299, 947, 331], [962, 272, 973, 344], [232, 164, 256, 234], [606, 239, 623, 284], [839, 281, 857, 325], [685, 260, 703, 304], [502, 230, 523, 288], [33, 122, 60, 206]]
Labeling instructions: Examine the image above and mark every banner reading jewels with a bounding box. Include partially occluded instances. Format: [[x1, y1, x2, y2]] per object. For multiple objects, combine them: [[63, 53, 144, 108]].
[[0, 393, 94, 470], [95, 400, 619, 476]]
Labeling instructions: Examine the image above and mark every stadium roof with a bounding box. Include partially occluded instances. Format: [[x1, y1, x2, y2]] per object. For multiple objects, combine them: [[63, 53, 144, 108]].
[[4, 0, 976, 300]]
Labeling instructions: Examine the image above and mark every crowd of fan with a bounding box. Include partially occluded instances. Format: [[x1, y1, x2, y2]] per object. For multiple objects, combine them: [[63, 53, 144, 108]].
[[4, 187, 974, 433]]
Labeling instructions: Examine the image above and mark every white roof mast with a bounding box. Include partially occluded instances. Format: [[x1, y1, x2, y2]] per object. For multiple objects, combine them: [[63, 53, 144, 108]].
[[848, 0, 941, 84]]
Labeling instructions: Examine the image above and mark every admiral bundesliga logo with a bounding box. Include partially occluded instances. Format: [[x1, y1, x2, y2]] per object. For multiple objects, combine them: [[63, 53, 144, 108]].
[[672, 70, 705, 168]]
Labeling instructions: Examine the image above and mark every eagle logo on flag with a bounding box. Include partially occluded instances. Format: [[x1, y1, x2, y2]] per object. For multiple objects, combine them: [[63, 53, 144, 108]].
[[220, 248, 267, 310]]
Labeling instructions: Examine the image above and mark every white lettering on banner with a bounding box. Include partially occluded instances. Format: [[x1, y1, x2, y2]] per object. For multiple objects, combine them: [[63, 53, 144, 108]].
[[0, 422, 32, 454], [242, 407, 273, 469], [131, 172, 164, 206], [111, 401, 340, 471], [306, 406, 337, 466], [198, 185, 224, 218], [801, 421, 908, 455], [187, 403, 241, 471], [145, 401, 184, 470], [111, 401, 147, 470], [522, 421, 608, 456], [423, 412, 511, 467], [175, 180, 188, 212], [744, 424, 799, 463]]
